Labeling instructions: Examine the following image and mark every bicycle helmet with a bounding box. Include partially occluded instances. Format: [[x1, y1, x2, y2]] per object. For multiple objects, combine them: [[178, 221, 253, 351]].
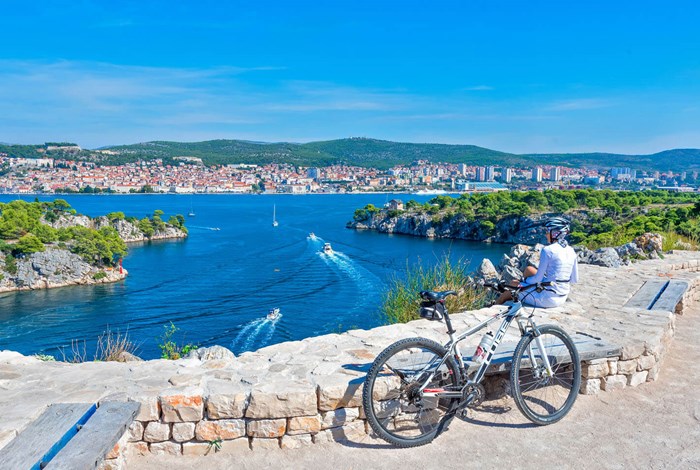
[[543, 216, 570, 244]]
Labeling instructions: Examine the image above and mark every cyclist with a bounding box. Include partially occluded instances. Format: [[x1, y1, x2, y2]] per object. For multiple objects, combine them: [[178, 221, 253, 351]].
[[495, 216, 578, 307]]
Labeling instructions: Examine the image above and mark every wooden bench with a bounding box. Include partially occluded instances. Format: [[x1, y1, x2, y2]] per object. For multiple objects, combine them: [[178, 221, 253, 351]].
[[624, 279, 689, 312], [0, 401, 140, 470]]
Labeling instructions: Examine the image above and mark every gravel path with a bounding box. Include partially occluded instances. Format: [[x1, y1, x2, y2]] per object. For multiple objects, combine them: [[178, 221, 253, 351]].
[[129, 307, 700, 470]]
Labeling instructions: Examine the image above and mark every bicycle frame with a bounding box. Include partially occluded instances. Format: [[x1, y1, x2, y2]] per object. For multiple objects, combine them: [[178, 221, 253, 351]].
[[419, 300, 555, 399]]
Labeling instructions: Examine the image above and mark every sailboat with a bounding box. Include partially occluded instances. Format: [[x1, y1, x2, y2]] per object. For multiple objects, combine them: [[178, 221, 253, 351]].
[[272, 204, 278, 227], [188, 197, 195, 217]]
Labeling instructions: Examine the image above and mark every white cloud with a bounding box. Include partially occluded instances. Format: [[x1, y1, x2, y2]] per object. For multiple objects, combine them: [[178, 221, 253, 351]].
[[546, 98, 615, 111]]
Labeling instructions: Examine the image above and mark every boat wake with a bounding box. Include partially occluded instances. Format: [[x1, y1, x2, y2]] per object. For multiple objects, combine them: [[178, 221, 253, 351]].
[[188, 225, 221, 231], [231, 315, 281, 352]]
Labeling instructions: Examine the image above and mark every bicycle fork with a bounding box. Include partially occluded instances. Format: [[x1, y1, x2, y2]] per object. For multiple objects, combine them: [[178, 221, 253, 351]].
[[526, 321, 555, 378]]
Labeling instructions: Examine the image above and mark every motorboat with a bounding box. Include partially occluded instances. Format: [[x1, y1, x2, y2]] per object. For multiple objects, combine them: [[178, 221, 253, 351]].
[[272, 204, 278, 227], [322, 243, 333, 254], [267, 308, 281, 321]]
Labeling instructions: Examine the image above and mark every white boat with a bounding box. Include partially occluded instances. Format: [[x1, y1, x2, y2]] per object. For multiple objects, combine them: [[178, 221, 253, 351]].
[[267, 308, 281, 320], [272, 205, 278, 227], [322, 243, 333, 254]]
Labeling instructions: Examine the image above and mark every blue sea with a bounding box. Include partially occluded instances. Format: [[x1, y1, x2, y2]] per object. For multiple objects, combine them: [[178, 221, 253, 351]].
[[0, 194, 508, 359]]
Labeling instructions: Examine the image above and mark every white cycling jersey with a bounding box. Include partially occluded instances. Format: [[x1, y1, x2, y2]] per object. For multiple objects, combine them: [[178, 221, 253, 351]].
[[521, 242, 579, 308]]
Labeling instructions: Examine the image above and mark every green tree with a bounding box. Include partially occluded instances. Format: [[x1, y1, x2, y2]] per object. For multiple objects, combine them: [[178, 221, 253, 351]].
[[13, 234, 45, 255]]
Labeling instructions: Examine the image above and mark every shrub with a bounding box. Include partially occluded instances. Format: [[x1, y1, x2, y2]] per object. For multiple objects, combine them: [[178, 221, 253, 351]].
[[382, 256, 489, 325], [92, 271, 107, 280], [4, 253, 17, 274], [94, 328, 140, 361], [158, 322, 197, 360], [13, 234, 45, 255]]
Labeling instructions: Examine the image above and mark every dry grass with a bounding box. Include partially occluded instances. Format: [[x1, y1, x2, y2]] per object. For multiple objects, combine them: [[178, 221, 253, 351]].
[[94, 328, 140, 361]]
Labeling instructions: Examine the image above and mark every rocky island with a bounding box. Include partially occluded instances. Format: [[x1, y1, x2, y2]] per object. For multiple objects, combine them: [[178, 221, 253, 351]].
[[0, 199, 187, 292]]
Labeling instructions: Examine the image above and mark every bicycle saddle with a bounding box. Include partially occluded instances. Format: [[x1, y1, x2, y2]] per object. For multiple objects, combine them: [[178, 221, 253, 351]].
[[419, 290, 457, 301]]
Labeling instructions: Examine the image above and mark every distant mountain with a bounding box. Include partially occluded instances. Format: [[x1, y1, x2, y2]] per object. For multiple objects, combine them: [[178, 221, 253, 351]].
[[2, 138, 700, 171]]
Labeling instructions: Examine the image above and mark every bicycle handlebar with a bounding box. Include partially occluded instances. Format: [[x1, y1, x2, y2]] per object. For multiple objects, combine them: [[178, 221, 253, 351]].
[[482, 281, 553, 293]]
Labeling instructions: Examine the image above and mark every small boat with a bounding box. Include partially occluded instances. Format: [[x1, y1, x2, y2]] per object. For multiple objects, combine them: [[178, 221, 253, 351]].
[[322, 243, 333, 254], [267, 308, 281, 321], [272, 204, 278, 227], [188, 210, 195, 217]]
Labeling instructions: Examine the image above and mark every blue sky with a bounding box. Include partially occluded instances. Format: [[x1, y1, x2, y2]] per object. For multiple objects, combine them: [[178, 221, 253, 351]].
[[1, 1, 699, 153]]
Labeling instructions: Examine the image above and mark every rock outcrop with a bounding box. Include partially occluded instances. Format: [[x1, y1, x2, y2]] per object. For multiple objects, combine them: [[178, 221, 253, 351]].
[[0, 249, 127, 292]]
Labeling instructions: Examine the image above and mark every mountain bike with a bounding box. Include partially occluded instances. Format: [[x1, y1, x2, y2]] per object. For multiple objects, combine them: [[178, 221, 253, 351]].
[[362, 282, 581, 447]]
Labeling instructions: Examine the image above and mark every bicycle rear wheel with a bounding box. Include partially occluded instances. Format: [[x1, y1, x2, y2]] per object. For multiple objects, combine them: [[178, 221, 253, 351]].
[[362, 337, 462, 447], [510, 324, 581, 425]]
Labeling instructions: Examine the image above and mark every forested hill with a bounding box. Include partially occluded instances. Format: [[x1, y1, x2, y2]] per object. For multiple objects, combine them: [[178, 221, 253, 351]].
[[3, 138, 700, 171]]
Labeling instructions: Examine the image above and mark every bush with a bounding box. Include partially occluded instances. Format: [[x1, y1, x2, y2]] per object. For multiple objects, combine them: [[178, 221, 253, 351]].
[[4, 253, 17, 274], [13, 234, 45, 255], [158, 322, 197, 360], [92, 271, 107, 280], [382, 256, 489, 325]]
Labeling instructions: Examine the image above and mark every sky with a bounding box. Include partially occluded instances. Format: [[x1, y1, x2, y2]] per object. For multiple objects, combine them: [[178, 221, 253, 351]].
[[1, 0, 699, 154]]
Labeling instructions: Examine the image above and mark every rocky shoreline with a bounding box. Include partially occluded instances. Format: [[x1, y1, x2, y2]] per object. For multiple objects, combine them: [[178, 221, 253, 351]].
[[0, 213, 187, 293]]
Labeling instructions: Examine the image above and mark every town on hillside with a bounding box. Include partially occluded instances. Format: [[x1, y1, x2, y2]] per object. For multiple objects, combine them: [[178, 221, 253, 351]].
[[0, 145, 696, 195]]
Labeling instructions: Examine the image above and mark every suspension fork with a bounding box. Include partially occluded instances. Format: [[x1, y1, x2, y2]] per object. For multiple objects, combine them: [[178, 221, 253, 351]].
[[524, 319, 554, 377]]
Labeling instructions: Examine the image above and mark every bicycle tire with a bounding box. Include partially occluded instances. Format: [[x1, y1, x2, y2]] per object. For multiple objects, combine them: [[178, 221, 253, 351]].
[[362, 337, 462, 447], [510, 324, 581, 425]]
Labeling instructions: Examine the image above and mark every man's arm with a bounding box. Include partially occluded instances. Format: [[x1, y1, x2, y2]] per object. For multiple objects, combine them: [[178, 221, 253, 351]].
[[522, 247, 550, 285]]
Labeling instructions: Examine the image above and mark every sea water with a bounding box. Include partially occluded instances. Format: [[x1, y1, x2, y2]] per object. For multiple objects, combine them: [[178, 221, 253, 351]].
[[0, 194, 508, 358]]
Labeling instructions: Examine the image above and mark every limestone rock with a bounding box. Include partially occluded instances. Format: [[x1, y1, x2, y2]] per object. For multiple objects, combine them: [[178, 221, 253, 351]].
[[115, 351, 142, 362], [205, 380, 249, 419], [476, 258, 500, 282], [634, 233, 663, 254], [615, 242, 645, 260], [171, 422, 195, 442], [245, 381, 316, 418], [602, 375, 627, 392], [579, 247, 621, 268], [287, 415, 322, 435], [182, 442, 212, 456], [580, 378, 601, 395], [320, 408, 359, 429], [127, 421, 144, 442], [247, 418, 286, 438], [187, 346, 235, 362], [143, 422, 170, 443], [251, 438, 280, 450], [316, 375, 363, 411], [195, 419, 246, 441], [159, 388, 204, 422], [500, 265, 523, 285], [281, 434, 313, 449], [628, 371, 648, 387], [148, 441, 181, 456]]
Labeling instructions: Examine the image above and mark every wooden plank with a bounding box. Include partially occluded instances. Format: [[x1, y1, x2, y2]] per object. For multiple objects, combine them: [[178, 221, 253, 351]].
[[47, 401, 140, 470], [0, 403, 95, 470], [650, 279, 689, 312], [624, 279, 669, 310]]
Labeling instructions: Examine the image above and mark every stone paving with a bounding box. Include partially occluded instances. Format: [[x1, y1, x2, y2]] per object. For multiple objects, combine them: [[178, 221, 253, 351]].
[[1, 251, 699, 467]]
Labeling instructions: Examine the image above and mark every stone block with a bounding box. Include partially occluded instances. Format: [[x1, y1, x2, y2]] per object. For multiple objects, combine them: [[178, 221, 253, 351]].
[[581, 361, 609, 379], [247, 418, 287, 438], [106, 433, 128, 460], [206, 380, 249, 419], [316, 376, 364, 411], [617, 359, 638, 375], [182, 442, 213, 456], [281, 434, 313, 449], [132, 396, 160, 422], [287, 415, 322, 435], [127, 421, 144, 442], [320, 407, 360, 429], [251, 438, 280, 450], [607, 360, 618, 376], [628, 371, 648, 387], [126, 442, 149, 456], [312, 421, 366, 444], [171, 422, 196, 442], [647, 362, 661, 382], [245, 382, 317, 418], [143, 422, 170, 443], [98, 455, 124, 470], [195, 419, 246, 441], [601, 375, 627, 392], [219, 438, 251, 453], [148, 441, 182, 456], [638, 355, 656, 371], [579, 378, 601, 395], [620, 343, 645, 360], [159, 388, 204, 422]]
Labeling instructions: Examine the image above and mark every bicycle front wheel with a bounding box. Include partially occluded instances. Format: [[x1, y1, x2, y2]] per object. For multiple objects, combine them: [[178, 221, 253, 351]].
[[510, 324, 581, 425], [362, 337, 462, 447]]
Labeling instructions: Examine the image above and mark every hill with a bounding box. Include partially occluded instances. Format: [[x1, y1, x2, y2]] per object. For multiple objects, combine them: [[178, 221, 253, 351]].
[[2, 139, 700, 171]]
